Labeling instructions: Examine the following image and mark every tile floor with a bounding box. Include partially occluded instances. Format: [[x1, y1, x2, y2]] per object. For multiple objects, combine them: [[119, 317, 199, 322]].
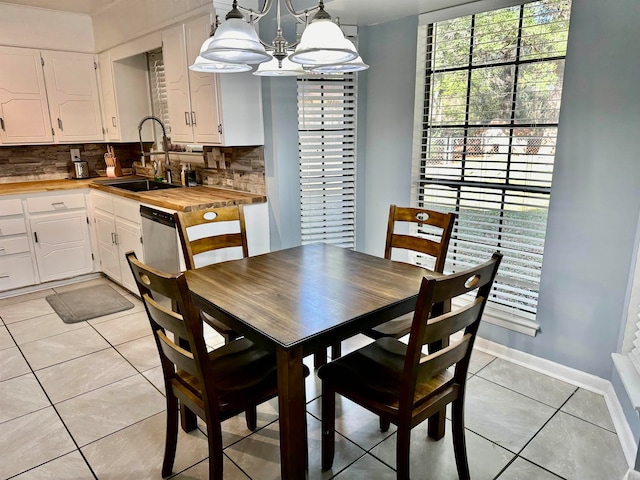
[[0, 276, 630, 480]]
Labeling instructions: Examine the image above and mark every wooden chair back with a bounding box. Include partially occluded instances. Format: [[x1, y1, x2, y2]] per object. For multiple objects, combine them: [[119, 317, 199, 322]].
[[175, 205, 248, 270], [384, 205, 457, 273], [126, 252, 218, 418], [402, 251, 502, 414]]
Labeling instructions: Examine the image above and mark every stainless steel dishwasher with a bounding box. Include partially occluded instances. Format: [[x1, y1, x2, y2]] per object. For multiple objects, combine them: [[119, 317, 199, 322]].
[[139, 205, 180, 274]]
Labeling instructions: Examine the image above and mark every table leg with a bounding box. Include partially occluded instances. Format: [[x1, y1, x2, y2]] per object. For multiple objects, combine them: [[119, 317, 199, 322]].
[[277, 346, 307, 479]]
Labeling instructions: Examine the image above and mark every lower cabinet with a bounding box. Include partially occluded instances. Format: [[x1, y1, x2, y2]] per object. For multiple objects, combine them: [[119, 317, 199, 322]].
[[92, 191, 143, 293], [0, 197, 37, 291], [29, 211, 93, 283]]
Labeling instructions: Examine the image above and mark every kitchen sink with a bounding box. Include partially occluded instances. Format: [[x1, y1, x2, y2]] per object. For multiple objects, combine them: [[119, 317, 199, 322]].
[[99, 179, 181, 192]]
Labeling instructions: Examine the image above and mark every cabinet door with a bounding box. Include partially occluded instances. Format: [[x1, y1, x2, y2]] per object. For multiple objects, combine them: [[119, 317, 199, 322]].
[[30, 211, 93, 283], [97, 52, 120, 141], [0, 46, 53, 144], [185, 16, 223, 145], [115, 218, 143, 293], [42, 51, 104, 142], [162, 23, 193, 143], [94, 210, 121, 283]]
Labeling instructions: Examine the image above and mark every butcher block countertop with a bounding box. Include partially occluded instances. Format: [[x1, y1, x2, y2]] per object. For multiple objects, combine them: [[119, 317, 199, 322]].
[[0, 177, 267, 212]]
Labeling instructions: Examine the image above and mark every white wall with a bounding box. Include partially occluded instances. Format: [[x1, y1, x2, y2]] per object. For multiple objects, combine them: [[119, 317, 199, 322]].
[[0, 3, 94, 52]]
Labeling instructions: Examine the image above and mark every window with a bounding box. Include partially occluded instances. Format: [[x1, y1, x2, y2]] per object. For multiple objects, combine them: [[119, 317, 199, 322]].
[[297, 67, 358, 248], [413, 0, 571, 333]]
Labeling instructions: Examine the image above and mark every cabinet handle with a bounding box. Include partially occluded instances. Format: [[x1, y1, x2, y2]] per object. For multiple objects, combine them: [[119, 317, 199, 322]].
[[191, 111, 196, 126], [114, 233, 119, 246], [51, 201, 66, 209], [0, 274, 9, 278], [185, 112, 191, 126], [112, 117, 117, 127], [0, 117, 5, 131], [218, 124, 222, 135], [58, 118, 63, 130], [34, 232, 38, 243], [111, 232, 115, 245], [0, 247, 5, 255]]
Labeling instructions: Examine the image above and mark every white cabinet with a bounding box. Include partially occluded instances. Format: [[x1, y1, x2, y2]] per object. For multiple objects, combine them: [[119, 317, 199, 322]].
[[97, 51, 153, 142], [41, 51, 103, 142], [0, 198, 37, 291], [163, 15, 264, 146], [92, 191, 143, 293], [27, 192, 93, 283], [163, 16, 222, 145], [0, 47, 103, 144], [0, 46, 54, 144]]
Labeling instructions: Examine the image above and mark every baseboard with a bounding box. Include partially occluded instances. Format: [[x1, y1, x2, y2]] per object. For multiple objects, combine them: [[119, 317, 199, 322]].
[[475, 336, 636, 467], [0, 273, 103, 300]]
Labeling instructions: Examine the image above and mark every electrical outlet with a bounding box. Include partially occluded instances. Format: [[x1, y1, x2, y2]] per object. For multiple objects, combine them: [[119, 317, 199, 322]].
[[70, 148, 80, 162]]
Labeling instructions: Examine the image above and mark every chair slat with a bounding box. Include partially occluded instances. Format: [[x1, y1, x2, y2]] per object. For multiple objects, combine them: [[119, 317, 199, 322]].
[[144, 293, 189, 340], [157, 330, 198, 377], [421, 298, 484, 346], [190, 233, 246, 256], [391, 234, 441, 258], [417, 334, 471, 381]]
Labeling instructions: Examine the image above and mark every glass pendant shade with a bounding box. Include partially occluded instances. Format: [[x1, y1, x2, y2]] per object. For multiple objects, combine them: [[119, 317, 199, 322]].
[[189, 55, 252, 73], [310, 41, 369, 73], [254, 56, 305, 76], [288, 19, 358, 65], [200, 18, 271, 64]]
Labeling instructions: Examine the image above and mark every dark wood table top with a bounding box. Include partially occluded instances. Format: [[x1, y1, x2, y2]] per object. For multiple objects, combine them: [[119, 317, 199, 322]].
[[185, 243, 435, 353]]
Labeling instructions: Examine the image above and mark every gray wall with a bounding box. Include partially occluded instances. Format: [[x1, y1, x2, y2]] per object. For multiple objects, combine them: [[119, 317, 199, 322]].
[[356, 16, 419, 256], [261, 0, 640, 436]]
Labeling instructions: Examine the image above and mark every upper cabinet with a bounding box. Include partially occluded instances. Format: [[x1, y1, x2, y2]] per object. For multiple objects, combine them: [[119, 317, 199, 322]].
[[163, 15, 264, 146], [0, 46, 103, 145], [97, 51, 153, 142], [0, 46, 54, 144], [41, 51, 103, 142]]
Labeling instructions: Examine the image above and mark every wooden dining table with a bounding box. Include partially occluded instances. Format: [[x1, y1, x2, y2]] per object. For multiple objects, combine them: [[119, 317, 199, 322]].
[[185, 242, 438, 479]]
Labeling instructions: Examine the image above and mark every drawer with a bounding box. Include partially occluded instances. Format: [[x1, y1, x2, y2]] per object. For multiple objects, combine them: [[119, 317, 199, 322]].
[[91, 191, 114, 214], [27, 193, 86, 213], [0, 217, 27, 236], [0, 198, 23, 216], [0, 254, 36, 292], [0, 235, 30, 255], [113, 196, 141, 224]]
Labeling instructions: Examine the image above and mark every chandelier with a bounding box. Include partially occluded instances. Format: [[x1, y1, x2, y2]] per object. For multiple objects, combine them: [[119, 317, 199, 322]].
[[189, 0, 368, 76]]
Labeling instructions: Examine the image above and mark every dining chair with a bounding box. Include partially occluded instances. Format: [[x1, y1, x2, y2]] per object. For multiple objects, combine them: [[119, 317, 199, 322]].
[[174, 205, 248, 345], [364, 204, 457, 340], [126, 252, 293, 480], [318, 252, 502, 480]]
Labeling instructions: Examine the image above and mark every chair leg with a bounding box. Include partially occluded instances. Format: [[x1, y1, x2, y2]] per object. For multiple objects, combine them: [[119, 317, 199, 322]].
[[207, 424, 224, 480], [245, 405, 258, 431], [396, 424, 411, 480], [396, 423, 411, 480], [162, 394, 179, 478], [451, 398, 470, 480], [321, 384, 336, 471], [379, 417, 391, 432], [180, 403, 198, 432]]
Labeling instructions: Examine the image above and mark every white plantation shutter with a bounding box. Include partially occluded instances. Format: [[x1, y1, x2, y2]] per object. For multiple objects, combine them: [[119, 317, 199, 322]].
[[298, 72, 357, 248], [147, 49, 171, 132], [414, 0, 571, 325]]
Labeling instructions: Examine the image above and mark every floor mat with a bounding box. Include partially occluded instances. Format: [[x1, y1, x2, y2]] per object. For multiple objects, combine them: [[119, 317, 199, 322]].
[[46, 284, 134, 324]]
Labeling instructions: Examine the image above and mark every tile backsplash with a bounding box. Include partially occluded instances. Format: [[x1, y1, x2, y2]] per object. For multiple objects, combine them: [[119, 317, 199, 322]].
[[0, 143, 144, 183], [1, 143, 266, 196]]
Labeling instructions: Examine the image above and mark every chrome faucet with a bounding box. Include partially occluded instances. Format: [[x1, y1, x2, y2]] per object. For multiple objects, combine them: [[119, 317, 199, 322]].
[[138, 115, 170, 168]]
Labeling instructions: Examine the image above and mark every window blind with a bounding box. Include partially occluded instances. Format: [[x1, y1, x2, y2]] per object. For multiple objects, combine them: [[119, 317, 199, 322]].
[[415, 0, 571, 316], [298, 72, 357, 248], [147, 48, 171, 134]]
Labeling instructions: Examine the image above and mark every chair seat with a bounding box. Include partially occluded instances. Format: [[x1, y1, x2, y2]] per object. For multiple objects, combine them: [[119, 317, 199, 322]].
[[177, 337, 310, 412], [367, 312, 413, 339], [318, 337, 454, 416]]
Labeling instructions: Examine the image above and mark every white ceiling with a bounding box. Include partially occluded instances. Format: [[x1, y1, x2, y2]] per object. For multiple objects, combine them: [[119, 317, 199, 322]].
[[0, 0, 470, 25]]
